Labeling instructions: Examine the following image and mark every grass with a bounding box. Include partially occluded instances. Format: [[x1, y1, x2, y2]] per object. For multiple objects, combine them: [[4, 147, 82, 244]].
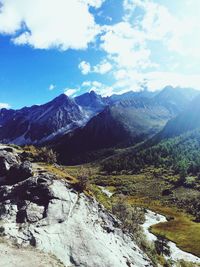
[[89, 184, 112, 210], [30, 159, 200, 260], [150, 207, 200, 258], [125, 195, 200, 258], [75, 164, 200, 260], [38, 163, 78, 184]]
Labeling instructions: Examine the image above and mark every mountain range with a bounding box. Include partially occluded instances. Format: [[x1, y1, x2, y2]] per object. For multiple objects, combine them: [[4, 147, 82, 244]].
[[0, 91, 107, 145], [0, 86, 199, 165], [53, 86, 199, 164], [100, 90, 200, 176]]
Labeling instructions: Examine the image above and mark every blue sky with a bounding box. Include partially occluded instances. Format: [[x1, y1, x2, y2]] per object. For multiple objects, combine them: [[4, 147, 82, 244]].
[[0, 0, 200, 109]]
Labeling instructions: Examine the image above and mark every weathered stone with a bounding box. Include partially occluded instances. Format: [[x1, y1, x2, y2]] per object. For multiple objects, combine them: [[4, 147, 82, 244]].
[[0, 150, 20, 177], [46, 199, 70, 224], [0, 148, 153, 267], [26, 203, 45, 223], [0, 150, 33, 185]]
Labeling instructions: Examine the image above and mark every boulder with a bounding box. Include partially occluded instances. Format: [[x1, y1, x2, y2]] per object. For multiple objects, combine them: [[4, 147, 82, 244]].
[[0, 150, 33, 185], [0, 150, 20, 177], [26, 202, 45, 223]]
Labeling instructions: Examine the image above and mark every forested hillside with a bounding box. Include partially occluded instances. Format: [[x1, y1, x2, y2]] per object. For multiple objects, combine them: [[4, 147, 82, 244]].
[[101, 129, 200, 180]]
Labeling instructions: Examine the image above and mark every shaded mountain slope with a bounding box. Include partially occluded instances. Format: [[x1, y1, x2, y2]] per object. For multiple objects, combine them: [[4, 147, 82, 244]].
[[157, 93, 200, 140], [0, 92, 107, 145], [54, 87, 198, 164], [100, 92, 200, 175], [0, 86, 198, 149]]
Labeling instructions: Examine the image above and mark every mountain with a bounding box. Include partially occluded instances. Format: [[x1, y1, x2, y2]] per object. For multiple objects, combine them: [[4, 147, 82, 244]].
[[54, 87, 199, 164], [74, 90, 108, 113], [109, 89, 157, 103], [0, 93, 99, 145], [157, 93, 200, 140], [153, 86, 198, 114], [99, 91, 200, 175], [0, 86, 198, 148]]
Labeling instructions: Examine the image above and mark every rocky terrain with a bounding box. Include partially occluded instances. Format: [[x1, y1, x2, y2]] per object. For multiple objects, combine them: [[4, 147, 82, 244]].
[[0, 145, 152, 267], [0, 241, 64, 267]]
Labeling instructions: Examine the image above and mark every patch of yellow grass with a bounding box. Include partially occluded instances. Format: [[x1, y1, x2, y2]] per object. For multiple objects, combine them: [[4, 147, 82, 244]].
[[38, 163, 78, 184], [127, 196, 200, 258]]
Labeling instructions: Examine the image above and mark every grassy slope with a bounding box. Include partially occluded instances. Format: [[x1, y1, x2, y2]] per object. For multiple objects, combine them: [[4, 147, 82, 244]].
[[20, 145, 200, 261], [65, 164, 200, 259]]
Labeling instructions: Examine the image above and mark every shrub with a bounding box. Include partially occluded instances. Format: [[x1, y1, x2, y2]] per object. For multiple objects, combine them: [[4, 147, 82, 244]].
[[154, 235, 171, 257], [112, 196, 145, 233], [37, 147, 57, 164], [74, 167, 90, 192]]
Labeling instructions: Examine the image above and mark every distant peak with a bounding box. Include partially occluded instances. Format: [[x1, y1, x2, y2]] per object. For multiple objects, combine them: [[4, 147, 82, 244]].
[[163, 85, 176, 91], [89, 90, 97, 95], [55, 93, 69, 100], [48, 94, 72, 106], [54, 93, 70, 101]]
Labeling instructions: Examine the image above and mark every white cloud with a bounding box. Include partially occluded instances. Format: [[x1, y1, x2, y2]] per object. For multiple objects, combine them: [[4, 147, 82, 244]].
[[0, 0, 104, 50], [82, 80, 113, 96], [94, 0, 200, 94], [83, 0, 105, 8], [79, 59, 112, 75], [145, 72, 200, 91], [93, 60, 112, 74], [64, 88, 78, 97], [0, 103, 11, 109], [100, 22, 154, 70], [79, 61, 91, 75], [123, 0, 200, 59], [49, 84, 56, 91], [112, 68, 200, 94]]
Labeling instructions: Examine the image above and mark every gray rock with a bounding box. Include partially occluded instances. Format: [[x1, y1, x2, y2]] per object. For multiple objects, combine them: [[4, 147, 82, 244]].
[[0, 150, 20, 177], [26, 203, 45, 223], [0, 150, 33, 185], [46, 199, 70, 224], [0, 148, 153, 267]]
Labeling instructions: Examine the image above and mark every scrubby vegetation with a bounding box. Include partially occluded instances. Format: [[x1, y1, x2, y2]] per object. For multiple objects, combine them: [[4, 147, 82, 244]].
[[22, 146, 57, 164]]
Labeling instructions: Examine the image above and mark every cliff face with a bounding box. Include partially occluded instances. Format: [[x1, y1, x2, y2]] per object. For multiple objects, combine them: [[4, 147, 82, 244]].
[[0, 146, 152, 267]]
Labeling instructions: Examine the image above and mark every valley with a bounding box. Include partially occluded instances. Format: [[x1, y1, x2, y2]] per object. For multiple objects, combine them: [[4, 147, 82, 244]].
[[1, 86, 200, 266]]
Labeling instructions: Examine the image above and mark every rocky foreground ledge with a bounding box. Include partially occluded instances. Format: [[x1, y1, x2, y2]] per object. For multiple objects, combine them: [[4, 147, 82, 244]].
[[0, 146, 152, 267]]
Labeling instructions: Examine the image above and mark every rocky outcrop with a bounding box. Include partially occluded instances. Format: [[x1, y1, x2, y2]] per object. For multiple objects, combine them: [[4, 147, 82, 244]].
[[0, 148, 152, 267], [0, 149, 33, 185]]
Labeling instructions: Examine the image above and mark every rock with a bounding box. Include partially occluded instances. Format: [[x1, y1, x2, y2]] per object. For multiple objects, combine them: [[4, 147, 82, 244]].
[[0, 147, 14, 153], [0, 150, 33, 185], [0, 241, 64, 267], [46, 199, 70, 224], [0, 150, 20, 177], [20, 161, 33, 178], [0, 176, 152, 267], [0, 185, 12, 201], [0, 148, 153, 267], [12, 174, 53, 205], [26, 203, 45, 223]]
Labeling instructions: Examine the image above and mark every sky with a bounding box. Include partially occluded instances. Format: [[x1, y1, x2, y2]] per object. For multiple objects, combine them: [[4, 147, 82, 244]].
[[0, 0, 200, 109]]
